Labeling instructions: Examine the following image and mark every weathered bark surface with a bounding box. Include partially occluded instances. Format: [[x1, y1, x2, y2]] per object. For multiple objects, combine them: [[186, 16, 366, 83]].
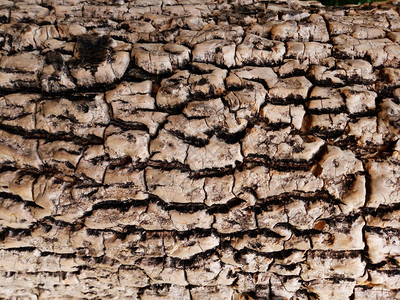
[[1, 0, 400, 299]]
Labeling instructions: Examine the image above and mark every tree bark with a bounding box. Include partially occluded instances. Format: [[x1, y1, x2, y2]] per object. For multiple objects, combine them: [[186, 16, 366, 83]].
[[1, 0, 400, 299]]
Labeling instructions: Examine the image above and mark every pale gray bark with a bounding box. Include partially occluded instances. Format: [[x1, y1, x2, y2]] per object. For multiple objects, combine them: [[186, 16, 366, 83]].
[[1, 0, 400, 299]]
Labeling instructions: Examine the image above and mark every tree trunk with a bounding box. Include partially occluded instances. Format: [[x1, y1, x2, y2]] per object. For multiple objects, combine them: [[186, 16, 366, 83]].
[[1, 0, 400, 299]]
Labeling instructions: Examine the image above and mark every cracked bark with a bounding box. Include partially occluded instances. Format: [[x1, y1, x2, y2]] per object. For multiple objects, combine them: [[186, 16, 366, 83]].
[[1, 0, 400, 299]]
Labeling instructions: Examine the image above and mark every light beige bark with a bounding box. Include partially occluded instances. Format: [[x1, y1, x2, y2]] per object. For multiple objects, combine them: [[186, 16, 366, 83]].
[[1, 0, 400, 299]]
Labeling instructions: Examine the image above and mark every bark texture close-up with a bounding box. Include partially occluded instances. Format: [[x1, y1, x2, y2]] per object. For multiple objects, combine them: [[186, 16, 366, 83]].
[[1, 0, 400, 299]]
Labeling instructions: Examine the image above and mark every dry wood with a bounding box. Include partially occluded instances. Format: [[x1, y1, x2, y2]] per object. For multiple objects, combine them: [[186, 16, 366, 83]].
[[1, 0, 400, 299]]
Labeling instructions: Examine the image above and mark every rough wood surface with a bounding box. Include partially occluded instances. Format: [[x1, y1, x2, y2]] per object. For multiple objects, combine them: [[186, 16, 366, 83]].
[[1, 0, 400, 299]]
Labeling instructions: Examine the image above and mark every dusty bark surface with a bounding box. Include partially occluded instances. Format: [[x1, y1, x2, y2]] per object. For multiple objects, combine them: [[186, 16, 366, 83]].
[[1, 0, 400, 299]]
